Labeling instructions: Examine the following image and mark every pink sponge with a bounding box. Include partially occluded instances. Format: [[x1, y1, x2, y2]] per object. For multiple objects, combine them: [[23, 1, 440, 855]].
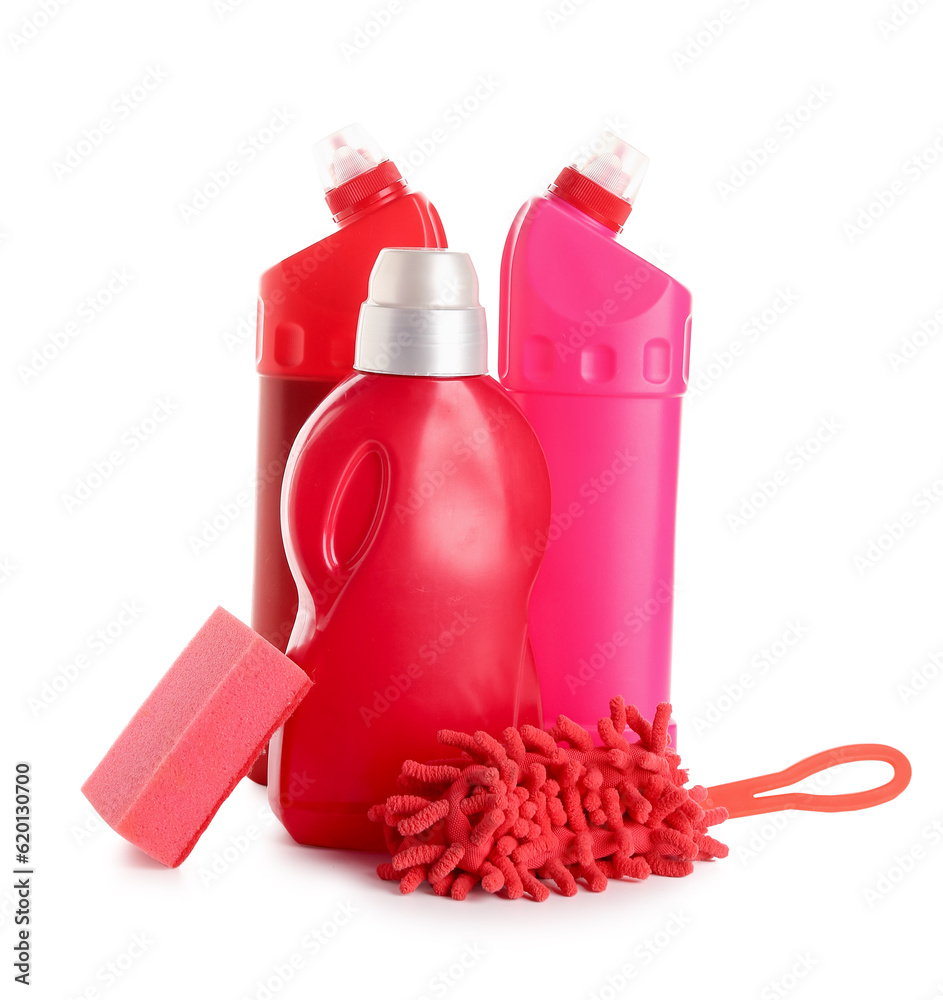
[[82, 607, 312, 867]]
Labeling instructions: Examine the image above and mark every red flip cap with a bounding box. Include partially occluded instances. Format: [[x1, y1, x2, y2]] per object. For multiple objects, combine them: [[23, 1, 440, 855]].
[[548, 131, 650, 234]]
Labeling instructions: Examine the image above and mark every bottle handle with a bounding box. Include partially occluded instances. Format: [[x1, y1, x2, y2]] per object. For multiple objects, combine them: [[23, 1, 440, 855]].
[[700, 744, 911, 819], [282, 386, 391, 603], [321, 440, 391, 578]]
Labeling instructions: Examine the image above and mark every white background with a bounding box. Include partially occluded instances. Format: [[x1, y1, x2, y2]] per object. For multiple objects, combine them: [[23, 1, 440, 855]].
[[3, 0, 942, 997]]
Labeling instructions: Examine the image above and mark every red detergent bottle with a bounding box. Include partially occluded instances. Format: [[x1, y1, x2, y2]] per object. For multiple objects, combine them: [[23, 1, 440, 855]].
[[268, 249, 551, 850], [249, 125, 446, 783]]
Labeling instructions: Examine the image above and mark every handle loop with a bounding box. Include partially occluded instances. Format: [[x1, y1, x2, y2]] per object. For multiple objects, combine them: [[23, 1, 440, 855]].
[[701, 744, 911, 819], [322, 441, 390, 577]]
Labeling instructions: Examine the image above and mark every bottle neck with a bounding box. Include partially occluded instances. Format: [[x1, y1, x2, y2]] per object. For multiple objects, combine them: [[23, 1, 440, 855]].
[[547, 165, 631, 233], [546, 190, 620, 238], [336, 183, 409, 227], [325, 159, 408, 225]]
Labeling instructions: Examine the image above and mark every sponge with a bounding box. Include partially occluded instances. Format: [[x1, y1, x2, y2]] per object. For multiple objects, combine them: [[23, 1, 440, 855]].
[[82, 607, 312, 867]]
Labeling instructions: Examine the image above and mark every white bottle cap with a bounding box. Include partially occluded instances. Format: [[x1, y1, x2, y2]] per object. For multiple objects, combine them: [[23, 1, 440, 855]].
[[579, 132, 649, 206], [313, 123, 386, 192], [354, 249, 488, 377]]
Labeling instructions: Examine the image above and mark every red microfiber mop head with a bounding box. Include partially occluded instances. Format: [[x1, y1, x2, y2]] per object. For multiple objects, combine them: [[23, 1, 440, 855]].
[[369, 698, 728, 901]]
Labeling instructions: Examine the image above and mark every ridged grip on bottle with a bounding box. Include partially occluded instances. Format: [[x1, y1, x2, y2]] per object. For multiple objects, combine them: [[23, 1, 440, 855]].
[[549, 166, 632, 232], [499, 197, 692, 399], [325, 161, 406, 221]]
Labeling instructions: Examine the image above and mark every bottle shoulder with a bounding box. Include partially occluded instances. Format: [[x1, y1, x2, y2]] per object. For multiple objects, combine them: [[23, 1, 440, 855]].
[[261, 192, 445, 281], [500, 199, 693, 397], [293, 375, 542, 460]]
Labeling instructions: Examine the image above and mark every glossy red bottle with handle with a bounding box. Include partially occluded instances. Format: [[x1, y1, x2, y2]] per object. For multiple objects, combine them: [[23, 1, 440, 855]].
[[268, 249, 551, 850]]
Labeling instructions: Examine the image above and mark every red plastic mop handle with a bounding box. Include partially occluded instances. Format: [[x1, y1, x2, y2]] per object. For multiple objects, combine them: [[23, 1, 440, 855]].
[[700, 743, 912, 819]]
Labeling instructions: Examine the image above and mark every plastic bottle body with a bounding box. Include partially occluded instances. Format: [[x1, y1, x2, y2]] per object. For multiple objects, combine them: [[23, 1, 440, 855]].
[[268, 373, 550, 850], [499, 194, 692, 739], [248, 189, 446, 783], [251, 375, 336, 652]]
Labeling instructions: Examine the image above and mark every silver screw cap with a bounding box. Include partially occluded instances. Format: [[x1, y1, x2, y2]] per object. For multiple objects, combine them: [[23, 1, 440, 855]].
[[354, 248, 488, 377]]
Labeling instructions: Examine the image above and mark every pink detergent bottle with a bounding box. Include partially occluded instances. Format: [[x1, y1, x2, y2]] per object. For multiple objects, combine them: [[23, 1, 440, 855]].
[[269, 249, 551, 850], [499, 133, 692, 743]]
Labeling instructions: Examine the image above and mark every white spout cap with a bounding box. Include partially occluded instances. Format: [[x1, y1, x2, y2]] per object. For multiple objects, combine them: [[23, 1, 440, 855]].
[[355, 249, 488, 377], [579, 131, 650, 205], [314, 123, 386, 192]]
